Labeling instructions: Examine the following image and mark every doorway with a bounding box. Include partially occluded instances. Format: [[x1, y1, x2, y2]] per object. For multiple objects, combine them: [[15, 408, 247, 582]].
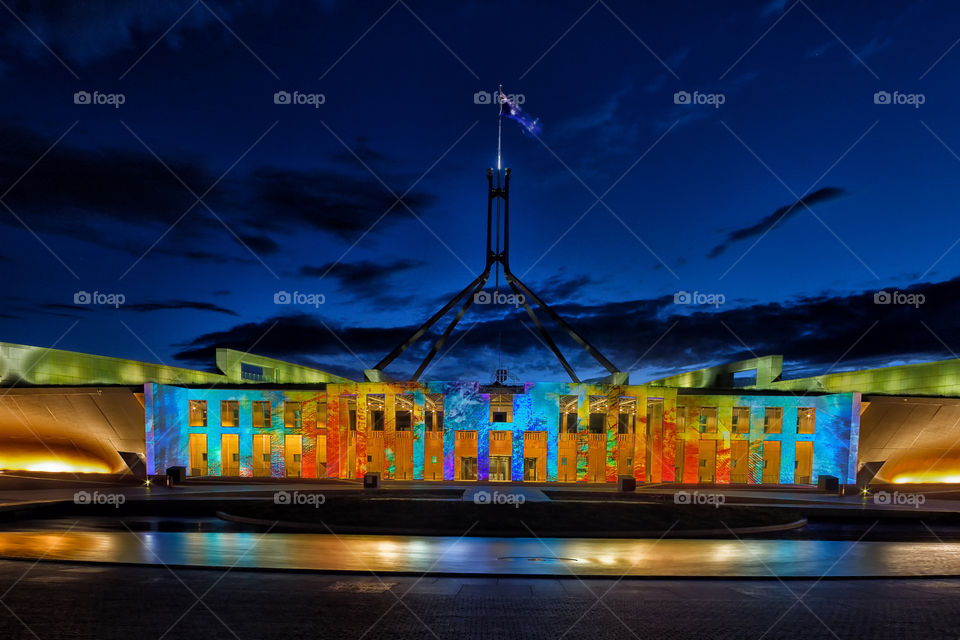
[[698, 439, 716, 483], [795, 441, 813, 484], [252, 434, 270, 477], [762, 440, 781, 484], [730, 440, 749, 483], [460, 456, 478, 481], [221, 433, 239, 477], [189, 433, 207, 476], [523, 457, 538, 481], [490, 456, 511, 481], [285, 434, 302, 478]]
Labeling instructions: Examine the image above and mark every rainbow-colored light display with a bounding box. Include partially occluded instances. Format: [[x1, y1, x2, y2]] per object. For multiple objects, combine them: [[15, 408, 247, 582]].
[[146, 382, 860, 484]]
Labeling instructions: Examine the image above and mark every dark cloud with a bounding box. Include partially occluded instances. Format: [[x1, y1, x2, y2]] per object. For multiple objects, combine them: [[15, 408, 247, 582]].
[[1, 1, 336, 65], [707, 187, 847, 258], [298, 258, 426, 300], [123, 300, 239, 316], [172, 276, 960, 382], [244, 167, 434, 241], [0, 125, 435, 264]]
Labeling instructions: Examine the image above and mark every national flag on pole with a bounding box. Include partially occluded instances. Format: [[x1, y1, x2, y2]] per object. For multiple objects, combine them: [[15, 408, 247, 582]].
[[499, 90, 542, 136]]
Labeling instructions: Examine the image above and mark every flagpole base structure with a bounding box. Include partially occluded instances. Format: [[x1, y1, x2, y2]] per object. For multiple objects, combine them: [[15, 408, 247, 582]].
[[364, 168, 627, 384]]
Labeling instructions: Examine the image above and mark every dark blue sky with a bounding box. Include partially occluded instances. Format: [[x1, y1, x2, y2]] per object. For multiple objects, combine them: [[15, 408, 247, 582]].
[[2, 0, 960, 382]]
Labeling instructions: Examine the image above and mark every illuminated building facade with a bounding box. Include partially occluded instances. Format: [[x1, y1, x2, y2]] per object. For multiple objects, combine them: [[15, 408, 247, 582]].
[[3, 340, 960, 485], [144, 380, 860, 485]]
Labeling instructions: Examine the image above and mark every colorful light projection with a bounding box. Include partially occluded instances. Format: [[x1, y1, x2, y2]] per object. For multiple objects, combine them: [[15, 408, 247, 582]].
[[146, 384, 323, 477], [148, 381, 860, 484]]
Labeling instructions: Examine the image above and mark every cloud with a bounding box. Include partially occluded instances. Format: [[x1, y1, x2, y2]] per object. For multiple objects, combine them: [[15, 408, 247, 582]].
[[0, 125, 434, 264], [298, 259, 426, 299], [123, 300, 239, 315], [707, 187, 846, 258], [171, 275, 960, 383], [1, 1, 336, 66]]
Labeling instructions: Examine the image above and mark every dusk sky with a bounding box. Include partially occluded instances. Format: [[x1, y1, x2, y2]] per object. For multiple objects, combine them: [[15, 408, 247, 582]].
[[2, 0, 960, 383]]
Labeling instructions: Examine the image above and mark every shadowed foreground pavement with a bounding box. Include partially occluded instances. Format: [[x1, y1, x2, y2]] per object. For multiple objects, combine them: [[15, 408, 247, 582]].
[[0, 561, 958, 639]]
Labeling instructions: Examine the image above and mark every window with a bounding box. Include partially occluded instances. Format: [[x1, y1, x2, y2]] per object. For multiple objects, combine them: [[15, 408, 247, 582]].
[[220, 400, 239, 428], [589, 396, 607, 434], [490, 394, 513, 423], [797, 407, 815, 434], [188, 400, 207, 427], [252, 401, 271, 428], [431, 456, 437, 464], [240, 362, 266, 382], [367, 394, 385, 431], [396, 394, 414, 431], [284, 402, 303, 429], [340, 396, 357, 432], [732, 407, 751, 434], [618, 397, 636, 434], [764, 407, 783, 434], [647, 399, 664, 437], [559, 396, 578, 433], [676, 405, 687, 433], [699, 407, 718, 433], [425, 394, 444, 432]]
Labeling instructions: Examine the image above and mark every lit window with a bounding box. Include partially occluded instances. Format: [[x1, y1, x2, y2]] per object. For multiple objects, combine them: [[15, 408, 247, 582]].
[[732, 407, 750, 434], [252, 401, 271, 428], [284, 402, 303, 429], [764, 407, 783, 434], [188, 400, 207, 427], [618, 397, 636, 434], [367, 394, 384, 431], [589, 396, 607, 434], [559, 396, 578, 433], [699, 407, 717, 433], [676, 405, 687, 433], [396, 394, 414, 431], [221, 400, 239, 428], [797, 407, 815, 434], [490, 394, 513, 423]]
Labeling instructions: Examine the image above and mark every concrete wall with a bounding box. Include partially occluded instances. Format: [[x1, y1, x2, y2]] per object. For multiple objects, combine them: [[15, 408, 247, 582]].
[[0, 387, 145, 473], [859, 396, 960, 483]]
